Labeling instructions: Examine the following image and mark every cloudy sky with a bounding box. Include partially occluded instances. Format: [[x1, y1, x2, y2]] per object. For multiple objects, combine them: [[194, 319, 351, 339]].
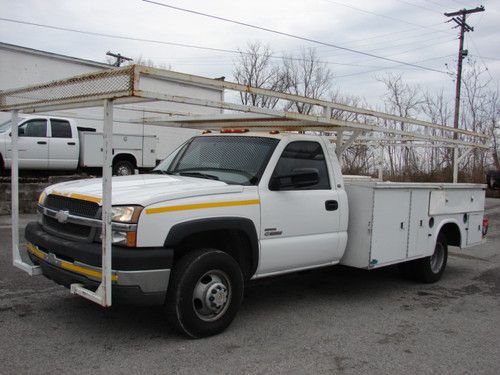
[[1, 0, 499, 107]]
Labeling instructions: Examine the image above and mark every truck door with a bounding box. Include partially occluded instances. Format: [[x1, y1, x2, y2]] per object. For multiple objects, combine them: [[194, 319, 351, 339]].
[[48, 119, 79, 170], [258, 140, 343, 276], [6, 119, 49, 169]]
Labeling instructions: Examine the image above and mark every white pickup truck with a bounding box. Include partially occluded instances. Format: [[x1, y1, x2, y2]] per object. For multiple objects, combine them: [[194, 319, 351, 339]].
[[0, 115, 157, 176], [24, 131, 486, 337]]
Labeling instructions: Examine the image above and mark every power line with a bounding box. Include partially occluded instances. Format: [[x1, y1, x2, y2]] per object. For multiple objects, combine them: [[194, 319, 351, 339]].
[[322, 0, 452, 33], [478, 56, 500, 61], [0, 16, 454, 72], [393, 0, 443, 14], [0, 16, 417, 71], [335, 55, 455, 79], [424, 0, 449, 11], [468, 36, 494, 81], [0, 17, 238, 54], [141, 0, 452, 75], [319, 34, 455, 62]]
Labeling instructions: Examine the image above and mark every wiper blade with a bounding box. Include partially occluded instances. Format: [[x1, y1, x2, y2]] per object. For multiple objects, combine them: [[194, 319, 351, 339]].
[[178, 171, 219, 180]]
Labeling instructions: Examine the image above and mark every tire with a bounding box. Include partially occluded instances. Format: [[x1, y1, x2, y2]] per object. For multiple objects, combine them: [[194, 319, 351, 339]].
[[113, 159, 134, 176], [413, 233, 448, 283], [165, 249, 244, 338]]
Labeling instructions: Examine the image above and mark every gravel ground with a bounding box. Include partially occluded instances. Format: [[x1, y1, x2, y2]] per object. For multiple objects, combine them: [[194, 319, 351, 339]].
[[0, 200, 499, 374]]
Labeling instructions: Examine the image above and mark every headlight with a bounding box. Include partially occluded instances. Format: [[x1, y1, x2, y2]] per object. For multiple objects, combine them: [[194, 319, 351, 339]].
[[38, 191, 47, 205], [111, 206, 143, 223]]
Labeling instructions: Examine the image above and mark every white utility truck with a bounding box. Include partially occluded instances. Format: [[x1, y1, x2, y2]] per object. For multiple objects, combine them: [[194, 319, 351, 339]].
[[24, 131, 486, 337], [0, 115, 158, 175]]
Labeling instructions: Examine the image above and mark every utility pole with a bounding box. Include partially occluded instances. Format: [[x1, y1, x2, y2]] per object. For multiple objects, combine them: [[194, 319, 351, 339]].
[[444, 5, 484, 182], [106, 51, 133, 67]]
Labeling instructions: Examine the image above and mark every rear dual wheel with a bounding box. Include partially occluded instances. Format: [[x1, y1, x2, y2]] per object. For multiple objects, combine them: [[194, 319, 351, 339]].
[[400, 233, 448, 283], [113, 159, 134, 176], [165, 249, 244, 338]]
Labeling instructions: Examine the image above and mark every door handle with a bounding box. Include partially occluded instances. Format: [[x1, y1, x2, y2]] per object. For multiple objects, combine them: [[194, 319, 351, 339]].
[[67, 142, 76, 145], [37, 141, 47, 145], [325, 200, 338, 211]]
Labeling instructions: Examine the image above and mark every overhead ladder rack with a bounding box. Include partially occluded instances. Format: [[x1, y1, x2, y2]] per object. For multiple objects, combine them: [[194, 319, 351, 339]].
[[0, 64, 489, 307]]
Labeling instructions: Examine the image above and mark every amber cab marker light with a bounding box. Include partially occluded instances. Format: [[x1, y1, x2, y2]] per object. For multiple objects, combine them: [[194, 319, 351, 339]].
[[219, 128, 249, 134], [202, 130, 212, 134], [269, 130, 280, 134]]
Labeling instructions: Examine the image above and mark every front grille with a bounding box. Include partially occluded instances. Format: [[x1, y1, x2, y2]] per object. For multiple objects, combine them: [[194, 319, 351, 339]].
[[45, 195, 99, 218], [44, 216, 91, 239]]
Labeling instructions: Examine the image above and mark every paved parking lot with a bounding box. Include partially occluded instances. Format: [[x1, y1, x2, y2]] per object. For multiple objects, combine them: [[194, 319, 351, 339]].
[[0, 200, 499, 374]]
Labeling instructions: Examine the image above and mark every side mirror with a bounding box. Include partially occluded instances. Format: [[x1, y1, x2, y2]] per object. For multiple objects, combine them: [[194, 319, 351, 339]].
[[269, 168, 320, 191]]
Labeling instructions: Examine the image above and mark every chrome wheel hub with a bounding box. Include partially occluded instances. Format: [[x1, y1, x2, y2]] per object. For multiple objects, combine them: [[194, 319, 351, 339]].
[[193, 270, 231, 322], [117, 166, 131, 176]]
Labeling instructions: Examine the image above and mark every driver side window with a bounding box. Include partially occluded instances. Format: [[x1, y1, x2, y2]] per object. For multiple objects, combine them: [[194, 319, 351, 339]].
[[18, 120, 47, 137], [271, 141, 330, 190]]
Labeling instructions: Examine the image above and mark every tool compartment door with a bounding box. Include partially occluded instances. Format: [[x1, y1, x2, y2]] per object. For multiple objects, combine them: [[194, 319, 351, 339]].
[[466, 212, 483, 246], [370, 189, 411, 266]]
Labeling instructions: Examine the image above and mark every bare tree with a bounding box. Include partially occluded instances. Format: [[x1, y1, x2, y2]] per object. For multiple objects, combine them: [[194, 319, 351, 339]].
[[421, 89, 453, 175], [485, 87, 500, 169], [233, 42, 288, 108], [282, 48, 333, 114], [130, 56, 171, 70], [460, 59, 492, 181], [378, 73, 424, 178]]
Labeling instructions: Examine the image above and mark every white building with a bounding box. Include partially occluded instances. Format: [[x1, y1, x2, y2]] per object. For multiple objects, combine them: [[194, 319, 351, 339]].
[[0, 42, 225, 158]]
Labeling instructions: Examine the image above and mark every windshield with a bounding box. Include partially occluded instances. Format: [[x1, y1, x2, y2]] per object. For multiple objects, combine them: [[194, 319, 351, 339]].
[[153, 136, 279, 185], [0, 120, 12, 133]]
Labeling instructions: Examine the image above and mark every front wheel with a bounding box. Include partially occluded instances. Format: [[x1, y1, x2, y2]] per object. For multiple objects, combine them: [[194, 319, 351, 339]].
[[413, 234, 448, 283], [165, 249, 244, 338]]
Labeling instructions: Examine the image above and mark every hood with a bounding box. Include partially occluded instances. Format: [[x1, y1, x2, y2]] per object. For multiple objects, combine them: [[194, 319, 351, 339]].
[[45, 174, 244, 206]]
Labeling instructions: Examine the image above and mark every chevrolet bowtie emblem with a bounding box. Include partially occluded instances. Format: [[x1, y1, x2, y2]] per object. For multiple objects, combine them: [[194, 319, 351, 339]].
[[55, 210, 70, 223]]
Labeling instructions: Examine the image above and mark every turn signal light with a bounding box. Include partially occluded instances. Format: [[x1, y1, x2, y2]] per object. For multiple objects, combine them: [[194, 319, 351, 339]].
[[127, 231, 137, 247], [220, 128, 249, 134]]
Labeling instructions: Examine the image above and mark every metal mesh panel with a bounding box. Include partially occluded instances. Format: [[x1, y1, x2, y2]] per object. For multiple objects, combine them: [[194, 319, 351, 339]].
[[0, 66, 134, 109]]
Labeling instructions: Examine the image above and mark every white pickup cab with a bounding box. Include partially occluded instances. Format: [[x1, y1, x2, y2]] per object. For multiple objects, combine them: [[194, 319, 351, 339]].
[[0, 116, 158, 175], [24, 132, 486, 338]]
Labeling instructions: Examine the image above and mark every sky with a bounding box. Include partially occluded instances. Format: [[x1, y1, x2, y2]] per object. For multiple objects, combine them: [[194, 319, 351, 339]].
[[1, 0, 499, 108]]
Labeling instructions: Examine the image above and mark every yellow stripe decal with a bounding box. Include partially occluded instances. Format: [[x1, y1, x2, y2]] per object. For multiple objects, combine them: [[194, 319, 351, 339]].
[[26, 243, 118, 281], [27, 243, 46, 260], [51, 191, 102, 204], [145, 199, 260, 215], [59, 261, 118, 282]]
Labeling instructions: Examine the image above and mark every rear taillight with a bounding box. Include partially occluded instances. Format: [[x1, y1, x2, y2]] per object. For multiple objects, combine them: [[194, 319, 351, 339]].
[[482, 217, 489, 236]]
